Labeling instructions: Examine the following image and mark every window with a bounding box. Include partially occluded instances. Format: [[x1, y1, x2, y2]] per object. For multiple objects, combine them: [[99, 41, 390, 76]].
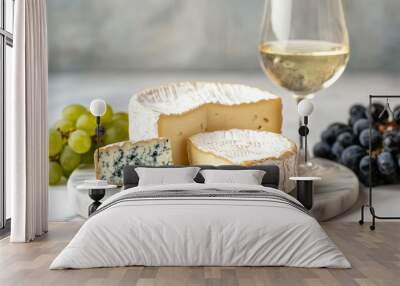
[[0, 0, 13, 232]]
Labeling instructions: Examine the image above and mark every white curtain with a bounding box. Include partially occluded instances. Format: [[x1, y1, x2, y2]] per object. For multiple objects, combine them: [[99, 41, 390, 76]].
[[9, 0, 48, 242]]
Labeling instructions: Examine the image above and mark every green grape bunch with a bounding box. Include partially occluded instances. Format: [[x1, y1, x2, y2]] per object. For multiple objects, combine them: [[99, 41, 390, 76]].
[[48, 103, 129, 185]]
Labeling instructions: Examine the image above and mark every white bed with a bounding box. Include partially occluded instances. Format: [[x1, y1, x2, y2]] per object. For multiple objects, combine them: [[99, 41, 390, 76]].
[[50, 183, 350, 269]]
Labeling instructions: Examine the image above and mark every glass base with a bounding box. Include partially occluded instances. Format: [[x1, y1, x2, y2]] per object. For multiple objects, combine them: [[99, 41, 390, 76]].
[[298, 157, 358, 188], [297, 159, 335, 177], [293, 93, 315, 101]]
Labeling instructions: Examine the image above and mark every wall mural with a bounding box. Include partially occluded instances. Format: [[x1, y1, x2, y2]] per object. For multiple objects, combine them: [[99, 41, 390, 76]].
[[46, 0, 400, 224]]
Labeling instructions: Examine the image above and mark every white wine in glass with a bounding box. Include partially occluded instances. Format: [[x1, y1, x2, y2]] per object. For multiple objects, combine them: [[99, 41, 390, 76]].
[[260, 41, 349, 99], [258, 0, 350, 173]]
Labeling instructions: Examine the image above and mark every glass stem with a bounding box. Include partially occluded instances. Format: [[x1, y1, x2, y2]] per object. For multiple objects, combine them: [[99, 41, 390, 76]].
[[295, 97, 304, 150]]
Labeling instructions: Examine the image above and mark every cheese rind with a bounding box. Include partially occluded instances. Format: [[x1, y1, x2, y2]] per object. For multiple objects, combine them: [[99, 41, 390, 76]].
[[129, 82, 282, 164], [187, 129, 297, 192], [95, 138, 173, 186]]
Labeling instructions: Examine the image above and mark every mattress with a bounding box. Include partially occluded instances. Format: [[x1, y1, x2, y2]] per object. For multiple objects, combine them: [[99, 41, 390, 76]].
[[50, 183, 350, 269]]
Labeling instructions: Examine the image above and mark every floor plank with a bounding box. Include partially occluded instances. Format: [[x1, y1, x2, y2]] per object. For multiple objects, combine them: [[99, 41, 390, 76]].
[[0, 222, 399, 286]]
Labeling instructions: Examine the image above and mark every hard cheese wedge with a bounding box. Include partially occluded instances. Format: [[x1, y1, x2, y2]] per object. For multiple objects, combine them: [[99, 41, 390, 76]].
[[94, 138, 173, 186], [187, 129, 297, 192], [129, 82, 282, 164]]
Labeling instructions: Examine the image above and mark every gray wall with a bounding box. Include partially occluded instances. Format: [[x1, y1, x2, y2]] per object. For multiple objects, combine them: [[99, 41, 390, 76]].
[[48, 0, 400, 73]]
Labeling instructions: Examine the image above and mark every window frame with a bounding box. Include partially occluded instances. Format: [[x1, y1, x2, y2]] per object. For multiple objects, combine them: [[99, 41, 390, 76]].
[[0, 0, 13, 232]]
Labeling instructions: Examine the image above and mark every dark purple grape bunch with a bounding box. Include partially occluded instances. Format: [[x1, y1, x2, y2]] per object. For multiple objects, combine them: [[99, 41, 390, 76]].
[[313, 103, 400, 186]]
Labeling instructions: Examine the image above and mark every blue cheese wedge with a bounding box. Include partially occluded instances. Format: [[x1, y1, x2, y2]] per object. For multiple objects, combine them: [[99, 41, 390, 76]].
[[95, 138, 173, 185]]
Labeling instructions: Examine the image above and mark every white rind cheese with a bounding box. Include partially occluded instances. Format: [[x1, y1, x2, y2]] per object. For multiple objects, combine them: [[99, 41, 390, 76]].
[[129, 82, 282, 164], [95, 138, 173, 186], [187, 129, 297, 192]]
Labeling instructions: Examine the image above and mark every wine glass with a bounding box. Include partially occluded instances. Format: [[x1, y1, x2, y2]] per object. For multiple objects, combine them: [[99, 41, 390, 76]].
[[258, 0, 350, 174]]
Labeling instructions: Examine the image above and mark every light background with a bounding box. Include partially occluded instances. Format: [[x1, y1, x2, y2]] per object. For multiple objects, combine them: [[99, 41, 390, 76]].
[[48, 0, 400, 73], [47, 0, 400, 146]]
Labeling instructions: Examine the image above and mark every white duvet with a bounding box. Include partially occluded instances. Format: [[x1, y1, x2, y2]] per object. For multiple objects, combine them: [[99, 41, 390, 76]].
[[50, 183, 350, 269]]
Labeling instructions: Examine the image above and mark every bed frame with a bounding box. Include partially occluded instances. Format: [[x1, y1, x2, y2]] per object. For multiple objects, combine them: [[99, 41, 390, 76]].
[[87, 165, 280, 216], [122, 165, 280, 190]]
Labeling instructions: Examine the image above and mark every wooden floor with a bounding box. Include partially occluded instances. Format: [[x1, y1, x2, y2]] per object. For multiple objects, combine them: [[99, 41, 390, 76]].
[[0, 222, 399, 286]]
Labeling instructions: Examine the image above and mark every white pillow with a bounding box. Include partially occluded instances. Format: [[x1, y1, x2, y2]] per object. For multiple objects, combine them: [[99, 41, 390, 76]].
[[200, 169, 266, 185], [136, 167, 201, 186]]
